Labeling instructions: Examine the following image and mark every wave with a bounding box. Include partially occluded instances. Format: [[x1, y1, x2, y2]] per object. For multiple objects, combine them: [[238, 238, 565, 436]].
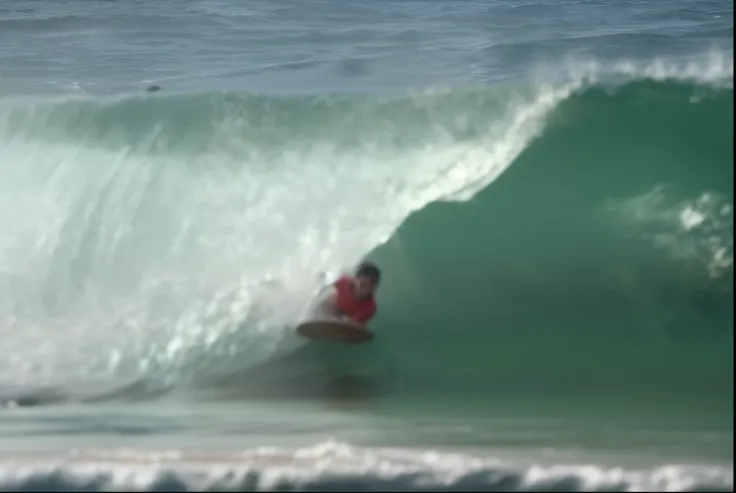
[[0, 442, 732, 492], [0, 55, 732, 400], [365, 77, 733, 393]]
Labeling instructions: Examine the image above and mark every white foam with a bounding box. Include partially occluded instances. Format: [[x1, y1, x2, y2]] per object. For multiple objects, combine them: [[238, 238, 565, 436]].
[[606, 186, 733, 279], [0, 442, 731, 492]]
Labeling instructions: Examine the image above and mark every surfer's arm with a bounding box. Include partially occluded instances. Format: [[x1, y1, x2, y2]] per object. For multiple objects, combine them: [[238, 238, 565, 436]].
[[353, 309, 375, 327], [311, 285, 347, 320]]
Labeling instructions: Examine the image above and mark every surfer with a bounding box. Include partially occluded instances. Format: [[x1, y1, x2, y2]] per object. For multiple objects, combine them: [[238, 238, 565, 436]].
[[311, 261, 380, 326]]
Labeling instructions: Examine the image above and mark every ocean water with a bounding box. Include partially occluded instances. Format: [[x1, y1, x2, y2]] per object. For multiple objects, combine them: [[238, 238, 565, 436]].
[[0, 0, 733, 491]]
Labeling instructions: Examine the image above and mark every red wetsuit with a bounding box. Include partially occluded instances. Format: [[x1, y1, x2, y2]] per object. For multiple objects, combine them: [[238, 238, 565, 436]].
[[333, 276, 376, 324]]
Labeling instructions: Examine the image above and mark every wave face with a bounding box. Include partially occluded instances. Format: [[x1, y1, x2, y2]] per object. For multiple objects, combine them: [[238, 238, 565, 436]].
[[368, 77, 733, 393], [0, 57, 732, 400]]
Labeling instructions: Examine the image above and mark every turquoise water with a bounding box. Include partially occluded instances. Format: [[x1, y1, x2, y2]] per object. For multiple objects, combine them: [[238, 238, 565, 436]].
[[0, 0, 733, 490]]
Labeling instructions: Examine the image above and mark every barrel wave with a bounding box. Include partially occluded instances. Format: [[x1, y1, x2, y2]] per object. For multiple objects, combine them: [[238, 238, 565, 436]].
[[368, 79, 733, 394], [0, 59, 732, 404]]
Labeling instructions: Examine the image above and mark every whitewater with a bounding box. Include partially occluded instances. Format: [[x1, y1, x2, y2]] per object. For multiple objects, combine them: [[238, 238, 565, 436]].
[[0, 0, 733, 491]]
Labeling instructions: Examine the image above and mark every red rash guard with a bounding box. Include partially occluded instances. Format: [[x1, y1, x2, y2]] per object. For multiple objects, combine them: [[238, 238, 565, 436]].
[[333, 276, 376, 324]]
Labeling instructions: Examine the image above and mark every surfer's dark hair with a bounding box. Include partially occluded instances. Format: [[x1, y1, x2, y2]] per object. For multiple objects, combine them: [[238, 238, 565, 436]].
[[356, 261, 381, 283]]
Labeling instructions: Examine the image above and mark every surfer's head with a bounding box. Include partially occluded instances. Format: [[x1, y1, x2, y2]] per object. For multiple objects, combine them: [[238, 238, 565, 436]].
[[354, 261, 380, 298]]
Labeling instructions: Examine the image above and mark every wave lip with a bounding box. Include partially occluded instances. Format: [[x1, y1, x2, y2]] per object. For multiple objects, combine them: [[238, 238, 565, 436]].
[[0, 442, 732, 492]]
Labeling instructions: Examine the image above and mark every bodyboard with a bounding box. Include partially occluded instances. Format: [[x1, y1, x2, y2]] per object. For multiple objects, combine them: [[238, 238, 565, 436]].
[[296, 320, 374, 344]]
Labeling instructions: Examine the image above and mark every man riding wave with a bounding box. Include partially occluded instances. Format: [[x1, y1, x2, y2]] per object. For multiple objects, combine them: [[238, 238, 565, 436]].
[[310, 261, 381, 327]]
